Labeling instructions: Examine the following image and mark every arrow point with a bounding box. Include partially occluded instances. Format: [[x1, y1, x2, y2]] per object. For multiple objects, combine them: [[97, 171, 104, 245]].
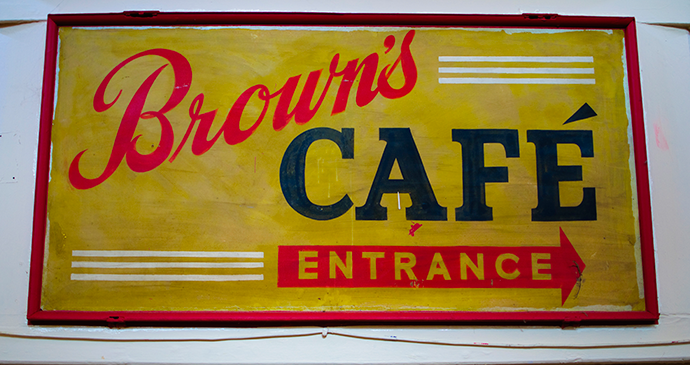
[[559, 228, 586, 305]]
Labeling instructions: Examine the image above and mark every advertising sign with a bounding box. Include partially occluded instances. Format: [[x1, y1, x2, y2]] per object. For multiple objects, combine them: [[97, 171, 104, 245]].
[[28, 13, 658, 324]]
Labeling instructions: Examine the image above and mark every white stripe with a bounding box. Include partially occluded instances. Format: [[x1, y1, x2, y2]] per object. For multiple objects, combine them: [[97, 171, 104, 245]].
[[439, 56, 594, 63], [438, 67, 594, 74], [70, 274, 264, 281], [71, 261, 264, 269], [72, 250, 264, 258], [439, 78, 595, 85]]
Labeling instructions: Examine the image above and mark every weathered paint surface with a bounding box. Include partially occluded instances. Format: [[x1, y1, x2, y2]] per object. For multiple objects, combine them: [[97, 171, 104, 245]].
[[42, 26, 643, 313]]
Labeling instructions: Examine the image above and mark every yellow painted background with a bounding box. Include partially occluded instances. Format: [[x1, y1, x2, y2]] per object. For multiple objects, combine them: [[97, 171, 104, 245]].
[[42, 26, 643, 312]]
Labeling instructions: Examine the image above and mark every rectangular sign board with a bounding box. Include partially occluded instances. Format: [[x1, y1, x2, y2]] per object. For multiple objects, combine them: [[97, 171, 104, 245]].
[[29, 13, 658, 324]]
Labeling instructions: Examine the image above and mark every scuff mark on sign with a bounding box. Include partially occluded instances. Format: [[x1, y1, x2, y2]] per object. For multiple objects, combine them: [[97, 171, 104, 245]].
[[409, 222, 422, 237]]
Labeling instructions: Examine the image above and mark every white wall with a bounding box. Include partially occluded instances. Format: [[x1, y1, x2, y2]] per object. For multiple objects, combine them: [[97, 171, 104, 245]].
[[1, 1, 690, 363]]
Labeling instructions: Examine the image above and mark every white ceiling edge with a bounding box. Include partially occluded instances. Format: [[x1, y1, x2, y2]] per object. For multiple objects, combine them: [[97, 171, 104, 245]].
[[1, 0, 690, 24]]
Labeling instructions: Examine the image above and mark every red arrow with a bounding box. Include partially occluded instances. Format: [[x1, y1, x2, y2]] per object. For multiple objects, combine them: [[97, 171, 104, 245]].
[[556, 227, 586, 304], [278, 228, 586, 305]]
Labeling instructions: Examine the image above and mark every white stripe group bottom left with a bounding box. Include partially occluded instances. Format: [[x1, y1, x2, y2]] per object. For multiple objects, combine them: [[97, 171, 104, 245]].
[[70, 250, 265, 281]]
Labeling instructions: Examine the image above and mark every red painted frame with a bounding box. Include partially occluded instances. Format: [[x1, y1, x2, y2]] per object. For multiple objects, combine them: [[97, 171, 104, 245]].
[[28, 12, 658, 326]]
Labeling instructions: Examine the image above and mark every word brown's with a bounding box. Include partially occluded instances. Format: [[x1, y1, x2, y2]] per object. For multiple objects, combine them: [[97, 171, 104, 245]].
[[69, 31, 418, 189]]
